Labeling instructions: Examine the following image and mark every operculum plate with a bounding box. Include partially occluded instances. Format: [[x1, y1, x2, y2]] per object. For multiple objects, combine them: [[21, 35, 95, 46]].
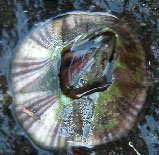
[[60, 31, 116, 99]]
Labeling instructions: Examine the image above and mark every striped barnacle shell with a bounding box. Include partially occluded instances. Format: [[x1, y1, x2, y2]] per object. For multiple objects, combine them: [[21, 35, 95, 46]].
[[11, 12, 148, 150]]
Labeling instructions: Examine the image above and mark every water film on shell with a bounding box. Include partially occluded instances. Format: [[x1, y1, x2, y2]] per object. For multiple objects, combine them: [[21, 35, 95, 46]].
[[11, 11, 149, 150]]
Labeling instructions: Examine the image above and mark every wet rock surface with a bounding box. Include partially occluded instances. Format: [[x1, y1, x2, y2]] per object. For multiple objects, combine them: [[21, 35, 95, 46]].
[[0, 0, 159, 154]]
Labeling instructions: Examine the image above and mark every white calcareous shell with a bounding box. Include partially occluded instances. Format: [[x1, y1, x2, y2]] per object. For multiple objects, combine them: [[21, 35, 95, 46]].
[[11, 12, 148, 150]]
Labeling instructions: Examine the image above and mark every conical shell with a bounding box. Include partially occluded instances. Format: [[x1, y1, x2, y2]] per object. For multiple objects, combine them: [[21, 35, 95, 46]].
[[11, 12, 148, 150]]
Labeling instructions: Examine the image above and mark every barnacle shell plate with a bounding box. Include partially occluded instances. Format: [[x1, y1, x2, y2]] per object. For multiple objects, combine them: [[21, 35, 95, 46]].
[[11, 12, 148, 150]]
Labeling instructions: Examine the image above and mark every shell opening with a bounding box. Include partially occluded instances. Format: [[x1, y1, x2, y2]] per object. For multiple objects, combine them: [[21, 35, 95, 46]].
[[59, 32, 116, 99]]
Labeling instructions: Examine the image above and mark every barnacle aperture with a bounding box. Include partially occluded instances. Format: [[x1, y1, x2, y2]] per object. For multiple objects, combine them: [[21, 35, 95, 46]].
[[60, 32, 115, 99], [11, 12, 148, 150]]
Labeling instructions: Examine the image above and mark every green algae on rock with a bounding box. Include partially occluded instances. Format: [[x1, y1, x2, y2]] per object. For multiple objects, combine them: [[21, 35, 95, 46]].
[[10, 12, 148, 150]]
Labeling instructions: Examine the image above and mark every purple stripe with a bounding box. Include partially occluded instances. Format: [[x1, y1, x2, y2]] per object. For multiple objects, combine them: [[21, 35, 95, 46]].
[[15, 94, 56, 116], [12, 63, 51, 91], [35, 95, 56, 116], [117, 96, 139, 118], [50, 124, 59, 148], [44, 27, 54, 43], [37, 29, 46, 45], [14, 72, 45, 93], [115, 102, 128, 120], [12, 59, 49, 68], [35, 96, 57, 117], [20, 97, 57, 130], [26, 95, 56, 111], [30, 28, 54, 50], [12, 59, 50, 77], [30, 33, 47, 49]]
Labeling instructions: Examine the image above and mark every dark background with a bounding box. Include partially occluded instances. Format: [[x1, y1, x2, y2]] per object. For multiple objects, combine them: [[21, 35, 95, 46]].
[[0, 0, 159, 154]]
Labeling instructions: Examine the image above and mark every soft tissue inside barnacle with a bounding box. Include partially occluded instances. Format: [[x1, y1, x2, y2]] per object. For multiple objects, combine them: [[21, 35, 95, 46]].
[[59, 32, 116, 99]]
